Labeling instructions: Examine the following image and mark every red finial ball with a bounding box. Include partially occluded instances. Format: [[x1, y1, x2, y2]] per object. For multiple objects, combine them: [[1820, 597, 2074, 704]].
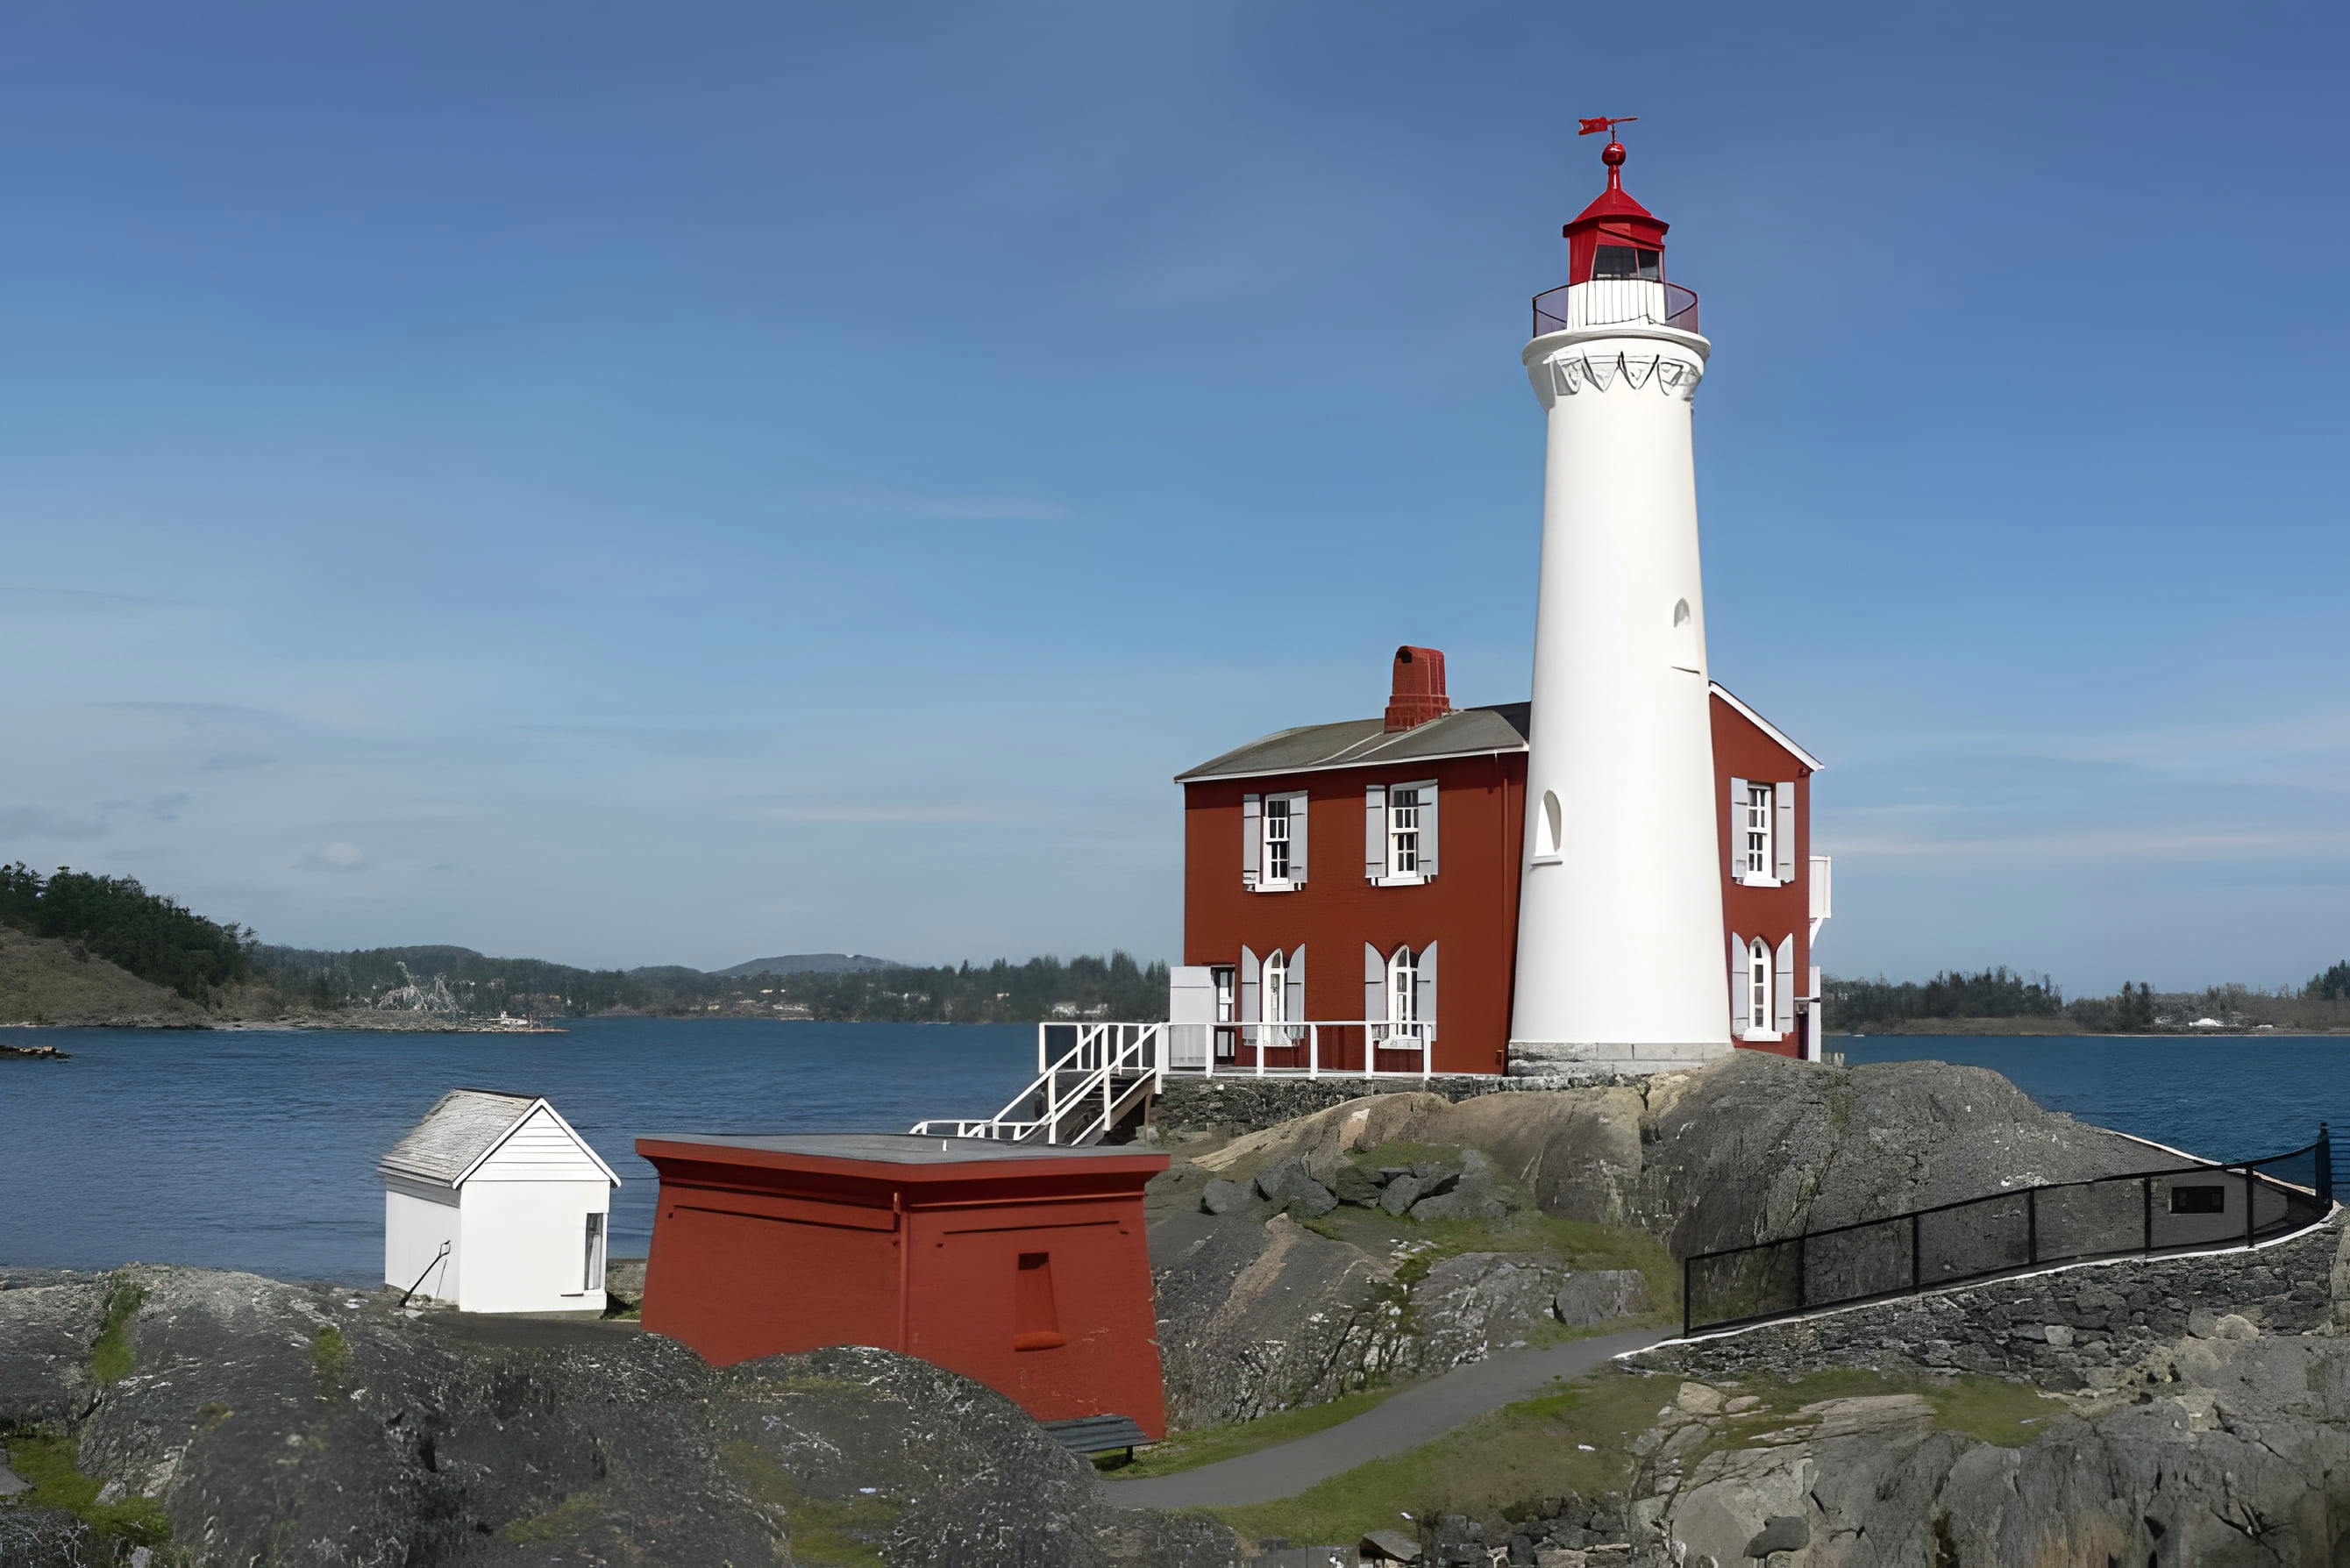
[[1601, 139, 1626, 168]]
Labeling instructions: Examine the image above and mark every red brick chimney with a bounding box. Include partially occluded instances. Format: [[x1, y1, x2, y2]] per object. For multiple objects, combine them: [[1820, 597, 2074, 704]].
[[1384, 645, 1452, 731]]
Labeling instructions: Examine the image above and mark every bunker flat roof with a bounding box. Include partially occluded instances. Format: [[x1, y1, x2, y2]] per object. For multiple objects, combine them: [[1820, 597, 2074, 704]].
[[636, 1132, 1164, 1165]]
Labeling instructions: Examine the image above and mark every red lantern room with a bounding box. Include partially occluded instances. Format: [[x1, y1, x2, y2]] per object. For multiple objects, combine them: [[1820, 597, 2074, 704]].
[[1563, 137, 1670, 286]]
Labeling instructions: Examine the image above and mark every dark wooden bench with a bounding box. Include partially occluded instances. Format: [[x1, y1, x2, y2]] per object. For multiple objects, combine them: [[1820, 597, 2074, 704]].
[[1039, 1414, 1154, 1463]]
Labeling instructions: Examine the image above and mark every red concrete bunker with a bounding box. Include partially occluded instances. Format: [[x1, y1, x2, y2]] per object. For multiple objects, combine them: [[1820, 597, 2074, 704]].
[[637, 1132, 1170, 1437]]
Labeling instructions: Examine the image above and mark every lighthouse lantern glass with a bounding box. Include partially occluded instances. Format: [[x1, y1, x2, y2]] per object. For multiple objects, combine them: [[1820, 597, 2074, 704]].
[[1592, 245, 1662, 281]]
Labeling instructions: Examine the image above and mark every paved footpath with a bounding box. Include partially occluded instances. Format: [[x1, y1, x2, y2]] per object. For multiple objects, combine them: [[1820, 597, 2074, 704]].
[[1102, 1325, 1672, 1511]]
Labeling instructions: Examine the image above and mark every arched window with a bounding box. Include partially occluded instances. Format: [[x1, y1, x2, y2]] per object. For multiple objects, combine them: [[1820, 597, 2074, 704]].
[[1262, 950, 1288, 1024], [1540, 790, 1563, 858], [1670, 598, 1700, 673], [1387, 946, 1418, 1027], [1747, 937, 1772, 1035]]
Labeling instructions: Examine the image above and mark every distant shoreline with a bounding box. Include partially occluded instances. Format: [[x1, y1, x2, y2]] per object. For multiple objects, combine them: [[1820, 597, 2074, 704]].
[[1835, 1023, 2350, 1039]]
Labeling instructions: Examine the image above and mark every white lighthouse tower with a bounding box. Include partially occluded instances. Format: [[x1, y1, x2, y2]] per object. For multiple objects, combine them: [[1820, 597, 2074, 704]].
[[1508, 126, 1733, 1074]]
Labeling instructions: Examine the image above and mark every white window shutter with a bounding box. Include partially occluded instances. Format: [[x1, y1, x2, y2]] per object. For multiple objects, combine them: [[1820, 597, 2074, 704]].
[[1287, 793, 1309, 883], [1727, 931, 1745, 1030], [1727, 777, 1748, 880], [1774, 936, 1796, 1034], [1364, 942, 1386, 1021], [1286, 944, 1307, 1024], [1415, 941, 1438, 1038], [1774, 787, 1797, 885], [1364, 785, 1387, 880], [1238, 946, 1260, 1023], [1420, 781, 1440, 877], [1242, 795, 1262, 887]]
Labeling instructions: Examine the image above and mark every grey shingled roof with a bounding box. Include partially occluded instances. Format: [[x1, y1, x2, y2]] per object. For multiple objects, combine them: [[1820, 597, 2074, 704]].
[[379, 1087, 538, 1187], [1175, 702, 1531, 783]]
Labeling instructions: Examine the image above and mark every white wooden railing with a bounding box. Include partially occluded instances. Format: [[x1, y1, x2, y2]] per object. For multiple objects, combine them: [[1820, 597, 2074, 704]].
[[909, 1020, 1436, 1145]]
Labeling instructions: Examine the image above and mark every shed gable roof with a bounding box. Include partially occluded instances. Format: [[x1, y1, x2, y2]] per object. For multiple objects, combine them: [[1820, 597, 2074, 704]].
[[1177, 685, 1819, 784], [380, 1087, 619, 1189]]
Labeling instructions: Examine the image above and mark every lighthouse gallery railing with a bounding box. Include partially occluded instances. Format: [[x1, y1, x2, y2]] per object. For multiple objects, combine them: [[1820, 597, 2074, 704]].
[[1681, 1128, 2334, 1337], [1532, 278, 1700, 338]]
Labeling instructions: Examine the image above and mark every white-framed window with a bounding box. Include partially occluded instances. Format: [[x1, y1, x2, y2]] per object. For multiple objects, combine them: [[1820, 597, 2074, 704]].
[[1728, 776, 1797, 886], [1742, 783, 1773, 881], [1364, 780, 1438, 884], [1210, 966, 1235, 1023], [1387, 945, 1418, 1024], [583, 1212, 606, 1292], [1245, 791, 1309, 891], [1747, 937, 1772, 1037], [1264, 797, 1293, 882]]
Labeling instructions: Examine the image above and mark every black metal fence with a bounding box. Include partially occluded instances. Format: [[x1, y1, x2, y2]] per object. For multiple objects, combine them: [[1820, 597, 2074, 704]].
[[1682, 1128, 2333, 1337]]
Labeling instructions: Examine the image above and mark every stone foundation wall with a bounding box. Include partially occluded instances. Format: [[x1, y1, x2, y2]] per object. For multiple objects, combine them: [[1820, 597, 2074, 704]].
[[1150, 1072, 1657, 1138], [1634, 1213, 2345, 1391]]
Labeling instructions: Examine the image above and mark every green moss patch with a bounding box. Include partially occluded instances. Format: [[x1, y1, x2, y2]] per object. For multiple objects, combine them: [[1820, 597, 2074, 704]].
[[724, 1442, 902, 1567], [1, 1431, 176, 1554], [1209, 1367, 1664, 1547], [499, 1490, 600, 1543], [88, 1276, 146, 1386], [310, 1327, 350, 1397], [1714, 1367, 2055, 1449], [1100, 1382, 1413, 1480]]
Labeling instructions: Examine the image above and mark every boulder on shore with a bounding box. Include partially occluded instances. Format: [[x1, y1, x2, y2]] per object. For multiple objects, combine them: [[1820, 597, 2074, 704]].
[[0, 1264, 1235, 1567]]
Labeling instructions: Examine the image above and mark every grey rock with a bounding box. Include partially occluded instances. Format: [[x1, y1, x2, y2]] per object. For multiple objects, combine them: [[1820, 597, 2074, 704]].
[[1327, 1163, 1384, 1207], [1150, 1212, 1408, 1427], [1409, 1191, 1509, 1222], [4, 1263, 1233, 1567], [1254, 1155, 1338, 1216], [1380, 1174, 1427, 1215], [0, 1458, 28, 1497], [1199, 1178, 1250, 1215], [1743, 1515, 1808, 1555], [1554, 1271, 1650, 1327], [1411, 1253, 1571, 1369], [2043, 1322, 2074, 1347]]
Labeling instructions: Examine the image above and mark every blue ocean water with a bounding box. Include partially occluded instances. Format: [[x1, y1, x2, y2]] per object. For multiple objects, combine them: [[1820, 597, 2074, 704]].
[[4, 1025, 2343, 1284], [0, 1019, 1039, 1284]]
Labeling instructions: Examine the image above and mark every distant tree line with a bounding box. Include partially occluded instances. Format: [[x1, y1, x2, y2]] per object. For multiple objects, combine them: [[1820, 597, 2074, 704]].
[[773, 952, 1170, 1023], [253, 944, 730, 1017], [0, 862, 256, 1000], [1828, 964, 2350, 1033]]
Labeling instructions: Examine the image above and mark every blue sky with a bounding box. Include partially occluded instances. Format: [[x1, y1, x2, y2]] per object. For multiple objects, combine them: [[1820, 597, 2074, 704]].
[[2, 1, 2344, 992]]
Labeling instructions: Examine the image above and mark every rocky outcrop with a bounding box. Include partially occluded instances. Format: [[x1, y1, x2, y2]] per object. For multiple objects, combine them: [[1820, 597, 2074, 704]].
[[1172, 1051, 2171, 1260], [0, 1264, 1237, 1567]]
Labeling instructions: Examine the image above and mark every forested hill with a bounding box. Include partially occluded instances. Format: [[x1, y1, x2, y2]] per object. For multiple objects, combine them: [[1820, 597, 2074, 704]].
[[1827, 966, 2350, 1034], [0, 863, 254, 1000]]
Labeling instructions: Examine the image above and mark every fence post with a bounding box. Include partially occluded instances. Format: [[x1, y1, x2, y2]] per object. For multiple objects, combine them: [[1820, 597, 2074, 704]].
[[1909, 1211, 1921, 1293], [1681, 1256, 1691, 1339], [2026, 1187, 2038, 1266], [2245, 1166, 2258, 1249], [1794, 1234, 1807, 1313], [2141, 1176, 2154, 1253], [2320, 1124, 2334, 1208]]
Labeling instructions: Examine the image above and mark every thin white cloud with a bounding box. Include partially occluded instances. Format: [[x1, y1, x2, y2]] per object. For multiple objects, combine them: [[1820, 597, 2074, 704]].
[[791, 488, 1070, 523], [294, 842, 373, 873], [0, 587, 183, 615], [1823, 828, 2350, 861], [744, 802, 1034, 824]]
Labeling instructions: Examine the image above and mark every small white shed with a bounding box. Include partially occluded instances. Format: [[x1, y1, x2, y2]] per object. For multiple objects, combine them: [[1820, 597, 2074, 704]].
[[379, 1087, 620, 1314]]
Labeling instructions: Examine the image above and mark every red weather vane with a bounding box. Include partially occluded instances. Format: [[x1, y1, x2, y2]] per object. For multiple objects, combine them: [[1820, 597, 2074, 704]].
[[1577, 116, 1636, 138]]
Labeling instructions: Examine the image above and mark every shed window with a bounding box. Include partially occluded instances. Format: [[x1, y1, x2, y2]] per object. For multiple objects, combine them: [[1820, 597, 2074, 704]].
[[2170, 1185, 2227, 1215], [583, 1213, 606, 1291], [1592, 245, 1662, 281], [1013, 1252, 1065, 1351]]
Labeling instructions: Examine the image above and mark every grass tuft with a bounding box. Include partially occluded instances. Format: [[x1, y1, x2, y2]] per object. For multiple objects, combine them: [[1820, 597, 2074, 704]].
[[1099, 1383, 1412, 1479], [2, 1430, 178, 1554], [723, 1441, 902, 1567], [310, 1327, 350, 1397], [88, 1276, 147, 1386], [499, 1491, 600, 1543]]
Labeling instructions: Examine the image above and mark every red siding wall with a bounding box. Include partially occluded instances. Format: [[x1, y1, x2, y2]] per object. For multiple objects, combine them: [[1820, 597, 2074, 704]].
[[637, 1141, 1170, 1436], [1712, 702, 1816, 1059], [1181, 752, 1525, 1075]]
